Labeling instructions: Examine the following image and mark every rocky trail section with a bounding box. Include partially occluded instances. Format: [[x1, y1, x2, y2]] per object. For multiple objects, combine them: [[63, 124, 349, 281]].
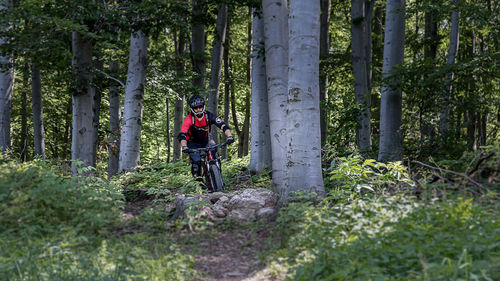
[[122, 188, 285, 281]]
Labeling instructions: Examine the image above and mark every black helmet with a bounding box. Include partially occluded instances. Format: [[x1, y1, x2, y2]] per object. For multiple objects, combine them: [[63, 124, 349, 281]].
[[189, 95, 205, 117]]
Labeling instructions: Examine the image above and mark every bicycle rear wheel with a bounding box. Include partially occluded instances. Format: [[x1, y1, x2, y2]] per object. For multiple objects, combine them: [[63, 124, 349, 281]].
[[209, 164, 224, 192]]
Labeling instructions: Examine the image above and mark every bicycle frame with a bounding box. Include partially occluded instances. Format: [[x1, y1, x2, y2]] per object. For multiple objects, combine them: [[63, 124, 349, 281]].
[[190, 141, 227, 192]]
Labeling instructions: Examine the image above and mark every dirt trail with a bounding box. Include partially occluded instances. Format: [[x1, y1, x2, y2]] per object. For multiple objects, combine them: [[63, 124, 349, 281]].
[[123, 196, 284, 281], [179, 224, 281, 281]]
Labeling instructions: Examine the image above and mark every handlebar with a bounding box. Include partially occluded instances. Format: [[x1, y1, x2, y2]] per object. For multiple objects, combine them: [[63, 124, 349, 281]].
[[186, 141, 229, 153]]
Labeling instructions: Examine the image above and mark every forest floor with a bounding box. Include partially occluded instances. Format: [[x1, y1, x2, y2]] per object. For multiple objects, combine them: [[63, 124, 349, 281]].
[[123, 194, 285, 281]]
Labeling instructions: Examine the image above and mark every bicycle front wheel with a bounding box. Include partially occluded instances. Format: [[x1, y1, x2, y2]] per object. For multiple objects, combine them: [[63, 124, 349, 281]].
[[209, 164, 224, 192]]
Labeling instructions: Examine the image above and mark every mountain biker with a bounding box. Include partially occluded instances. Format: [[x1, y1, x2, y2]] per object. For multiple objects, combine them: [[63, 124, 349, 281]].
[[178, 95, 234, 179]]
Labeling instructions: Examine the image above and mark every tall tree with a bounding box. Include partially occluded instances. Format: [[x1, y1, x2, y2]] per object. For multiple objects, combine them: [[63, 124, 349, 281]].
[[378, 0, 406, 162], [365, 0, 374, 94], [439, 0, 459, 138], [241, 8, 252, 156], [249, 7, 271, 174], [424, 2, 438, 60], [263, 0, 288, 194], [107, 61, 120, 178], [191, 0, 206, 88], [119, 30, 148, 172], [320, 0, 331, 145], [71, 31, 95, 175], [173, 30, 187, 162], [222, 32, 230, 159], [285, 0, 325, 200], [31, 63, 45, 158], [0, 0, 13, 152], [92, 58, 103, 167], [351, 0, 372, 153], [19, 65, 28, 161], [207, 2, 228, 141]]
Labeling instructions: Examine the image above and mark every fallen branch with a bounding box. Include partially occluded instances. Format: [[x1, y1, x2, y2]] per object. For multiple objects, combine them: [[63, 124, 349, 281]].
[[411, 160, 487, 192], [467, 151, 495, 176]]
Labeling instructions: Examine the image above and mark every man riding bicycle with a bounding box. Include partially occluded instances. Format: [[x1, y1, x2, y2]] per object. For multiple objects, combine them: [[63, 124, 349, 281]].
[[178, 95, 234, 179]]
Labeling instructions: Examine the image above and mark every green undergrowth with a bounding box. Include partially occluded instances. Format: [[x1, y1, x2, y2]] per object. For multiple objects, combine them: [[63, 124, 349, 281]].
[[274, 195, 499, 280], [271, 151, 499, 281], [113, 155, 270, 203], [0, 158, 197, 280]]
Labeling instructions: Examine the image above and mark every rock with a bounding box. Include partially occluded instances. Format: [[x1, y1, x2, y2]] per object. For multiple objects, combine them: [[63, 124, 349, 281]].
[[256, 207, 277, 221], [197, 206, 215, 220], [228, 188, 278, 210], [169, 188, 278, 224], [213, 204, 228, 218], [227, 208, 257, 222], [214, 196, 230, 207], [208, 192, 227, 204]]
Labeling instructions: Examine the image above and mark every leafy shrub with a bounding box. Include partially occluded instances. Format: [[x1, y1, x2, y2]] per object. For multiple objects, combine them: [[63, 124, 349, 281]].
[[0, 234, 197, 281], [0, 159, 123, 236], [113, 161, 197, 203], [276, 196, 499, 280], [327, 155, 414, 202]]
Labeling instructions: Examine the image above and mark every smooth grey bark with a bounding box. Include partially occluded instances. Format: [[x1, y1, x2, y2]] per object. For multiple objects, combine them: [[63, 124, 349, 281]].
[[222, 37, 230, 159], [439, 0, 459, 136], [241, 9, 251, 157], [108, 61, 120, 178], [19, 66, 28, 161], [263, 0, 288, 194], [92, 59, 103, 167], [365, 0, 374, 94], [119, 30, 148, 172], [173, 30, 186, 162], [71, 32, 95, 175], [249, 8, 272, 174], [351, 0, 372, 153], [165, 95, 171, 163], [285, 0, 325, 200], [0, 0, 13, 152], [320, 0, 331, 145], [378, 0, 405, 162], [31, 64, 46, 158], [192, 0, 206, 88], [208, 3, 227, 142]]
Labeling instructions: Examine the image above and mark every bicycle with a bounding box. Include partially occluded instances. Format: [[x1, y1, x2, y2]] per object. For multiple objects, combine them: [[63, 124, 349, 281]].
[[185, 140, 228, 192]]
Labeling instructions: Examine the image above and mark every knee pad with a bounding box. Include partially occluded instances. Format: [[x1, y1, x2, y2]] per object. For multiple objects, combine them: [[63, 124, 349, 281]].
[[192, 162, 202, 176]]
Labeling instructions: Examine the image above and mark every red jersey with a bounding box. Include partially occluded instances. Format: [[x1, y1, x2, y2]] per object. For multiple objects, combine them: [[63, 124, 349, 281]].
[[178, 111, 227, 144]]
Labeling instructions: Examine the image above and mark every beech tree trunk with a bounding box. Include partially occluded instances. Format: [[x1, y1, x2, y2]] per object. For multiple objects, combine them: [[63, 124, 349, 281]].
[[249, 7, 271, 174], [285, 0, 325, 200], [173, 30, 187, 162], [31, 64, 46, 159], [208, 3, 228, 142], [92, 59, 103, 167], [424, 8, 438, 60], [320, 0, 330, 145], [365, 0, 374, 94], [0, 0, 13, 152], [351, 0, 372, 153], [192, 0, 206, 88], [71, 31, 94, 175], [108, 61, 120, 178], [439, 0, 459, 137], [222, 37, 230, 159], [263, 0, 288, 194], [119, 30, 148, 172], [19, 66, 28, 161], [378, 0, 405, 162]]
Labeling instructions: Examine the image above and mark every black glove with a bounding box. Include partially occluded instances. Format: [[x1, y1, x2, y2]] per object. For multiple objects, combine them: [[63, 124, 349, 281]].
[[182, 146, 192, 153], [226, 136, 234, 145]]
